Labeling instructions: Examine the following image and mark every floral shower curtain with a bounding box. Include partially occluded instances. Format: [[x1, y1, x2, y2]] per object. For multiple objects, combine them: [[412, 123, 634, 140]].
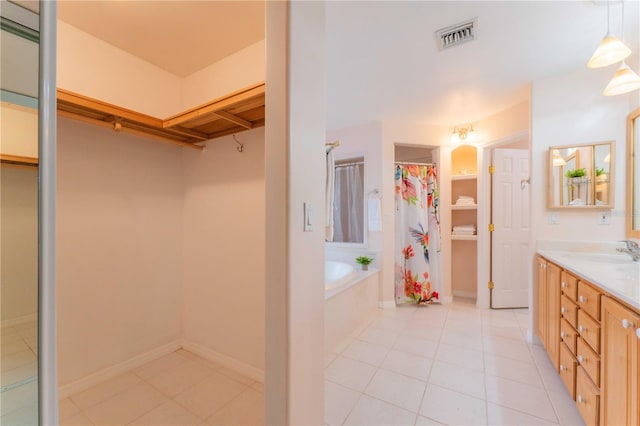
[[394, 164, 442, 304]]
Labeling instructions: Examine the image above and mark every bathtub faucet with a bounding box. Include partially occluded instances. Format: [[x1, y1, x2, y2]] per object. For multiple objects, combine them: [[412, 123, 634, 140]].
[[617, 240, 640, 262]]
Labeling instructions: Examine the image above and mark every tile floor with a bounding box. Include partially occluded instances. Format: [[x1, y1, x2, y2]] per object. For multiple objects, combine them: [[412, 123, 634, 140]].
[[1, 319, 39, 425], [324, 299, 585, 425], [3, 300, 585, 426], [58, 349, 264, 426]]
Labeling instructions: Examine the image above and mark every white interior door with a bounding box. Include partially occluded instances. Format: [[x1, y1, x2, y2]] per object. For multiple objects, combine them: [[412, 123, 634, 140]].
[[492, 148, 530, 308]]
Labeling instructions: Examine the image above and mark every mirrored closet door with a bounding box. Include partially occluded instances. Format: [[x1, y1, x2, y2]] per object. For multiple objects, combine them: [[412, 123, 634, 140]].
[[1, 1, 40, 424]]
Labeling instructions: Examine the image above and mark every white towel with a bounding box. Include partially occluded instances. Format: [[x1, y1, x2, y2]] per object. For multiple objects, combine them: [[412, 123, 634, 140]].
[[453, 224, 476, 232], [456, 195, 475, 205], [368, 198, 382, 232]]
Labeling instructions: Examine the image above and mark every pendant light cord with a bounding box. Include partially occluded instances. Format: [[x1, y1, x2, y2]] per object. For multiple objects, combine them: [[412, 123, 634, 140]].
[[621, 0, 625, 43], [607, 0, 611, 34]]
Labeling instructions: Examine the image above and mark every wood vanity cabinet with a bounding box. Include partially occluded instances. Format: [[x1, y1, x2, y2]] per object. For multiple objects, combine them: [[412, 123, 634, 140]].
[[600, 296, 640, 426], [536, 256, 561, 369]]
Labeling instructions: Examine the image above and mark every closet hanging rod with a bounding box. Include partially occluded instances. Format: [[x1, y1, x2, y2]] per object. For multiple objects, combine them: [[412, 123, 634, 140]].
[[394, 161, 434, 166]]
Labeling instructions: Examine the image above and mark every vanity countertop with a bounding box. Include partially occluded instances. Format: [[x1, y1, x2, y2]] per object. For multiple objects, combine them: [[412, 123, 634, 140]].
[[538, 249, 640, 311]]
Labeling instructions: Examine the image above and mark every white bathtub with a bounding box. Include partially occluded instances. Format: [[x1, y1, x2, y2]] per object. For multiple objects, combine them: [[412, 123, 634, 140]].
[[324, 260, 379, 353], [325, 261, 358, 292]]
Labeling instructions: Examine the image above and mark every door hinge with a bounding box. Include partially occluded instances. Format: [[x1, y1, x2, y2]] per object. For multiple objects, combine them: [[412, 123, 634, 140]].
[[489, 165, 496, 174], [488, 223, 495, 232], [488, 281, 495, 289]]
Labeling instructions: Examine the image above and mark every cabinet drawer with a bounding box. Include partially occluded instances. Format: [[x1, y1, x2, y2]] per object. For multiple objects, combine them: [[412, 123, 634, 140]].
[[559, 342, 577, 399], [577, 337, 600, 387], [577, 309, 600, 354], [576, 366, 599, 426], [577, 282, 601, 321], [560, 318, 578, 355], [561, 294, 578, 329], [560, 270, 578, 302]]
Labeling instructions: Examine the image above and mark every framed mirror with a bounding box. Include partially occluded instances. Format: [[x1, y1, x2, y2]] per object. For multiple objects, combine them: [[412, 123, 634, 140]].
[[0, 2, 40, 423], [627, 108, 640, 238], [548, 141, 614, 209]]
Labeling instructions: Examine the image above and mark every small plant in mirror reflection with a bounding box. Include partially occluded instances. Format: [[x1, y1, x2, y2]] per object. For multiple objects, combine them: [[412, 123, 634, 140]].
[[565, 168, 587, 178], [596, 167, 605, 176]]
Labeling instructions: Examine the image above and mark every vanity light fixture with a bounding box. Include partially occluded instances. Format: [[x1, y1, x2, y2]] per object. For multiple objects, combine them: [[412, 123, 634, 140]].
[[451, 124, 475, 144], [552, 149, 566, 166], [587, 0, 631, 68]]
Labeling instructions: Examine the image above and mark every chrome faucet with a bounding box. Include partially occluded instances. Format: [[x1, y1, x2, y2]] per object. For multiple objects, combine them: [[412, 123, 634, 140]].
[[617, 240, 640, 262]]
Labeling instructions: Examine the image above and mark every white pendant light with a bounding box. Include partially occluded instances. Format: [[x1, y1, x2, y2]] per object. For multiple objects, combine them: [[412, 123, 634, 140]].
[[587, 0, 631, 68], [602, 1, 640, 96], [603, 61, 640, 96]]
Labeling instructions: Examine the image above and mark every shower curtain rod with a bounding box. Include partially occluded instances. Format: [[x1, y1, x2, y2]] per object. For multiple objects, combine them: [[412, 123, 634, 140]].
[[395, 161, 434, 166], [335, 161, 364, 167]]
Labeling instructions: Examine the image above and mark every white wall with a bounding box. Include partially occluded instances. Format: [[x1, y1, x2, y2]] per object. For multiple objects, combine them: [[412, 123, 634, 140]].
[[181, 128, 265, 371], [1, 165, 38, 322], [531, 66, 638, 241], [57, 21, 182, 118], [56, 118, 184, 385], [181, 40, 265, 109], [264, 1, 326, 423]]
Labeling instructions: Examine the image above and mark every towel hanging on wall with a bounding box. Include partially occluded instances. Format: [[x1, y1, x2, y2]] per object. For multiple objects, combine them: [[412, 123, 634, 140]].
[[368, 198, 382, 232]]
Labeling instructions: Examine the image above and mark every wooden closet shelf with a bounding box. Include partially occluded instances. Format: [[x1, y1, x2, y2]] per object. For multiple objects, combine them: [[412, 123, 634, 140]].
[[57, 82, 265, 151]]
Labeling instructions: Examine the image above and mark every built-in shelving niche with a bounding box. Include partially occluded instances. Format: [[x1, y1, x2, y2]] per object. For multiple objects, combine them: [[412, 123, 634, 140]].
[[56, 82, 265, 151]]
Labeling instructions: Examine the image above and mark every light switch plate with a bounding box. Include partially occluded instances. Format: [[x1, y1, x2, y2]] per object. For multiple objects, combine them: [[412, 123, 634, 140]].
[[548, 213, 559, 225], [304, 202, 313, 232]]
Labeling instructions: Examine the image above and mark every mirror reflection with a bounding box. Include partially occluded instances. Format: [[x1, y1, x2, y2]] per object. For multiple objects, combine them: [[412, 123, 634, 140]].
[[548, 141, 614, 208], [0, 2, 39, 423], [628, 109, 640, 237]]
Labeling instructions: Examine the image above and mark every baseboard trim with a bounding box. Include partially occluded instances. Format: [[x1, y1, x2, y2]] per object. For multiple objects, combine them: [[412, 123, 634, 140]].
[[2, 313, 38, 328], [452, 290, 477, 299], [58, 340, 181, 399], [378, 300, 396, 309], [181, 339, 264, 383]]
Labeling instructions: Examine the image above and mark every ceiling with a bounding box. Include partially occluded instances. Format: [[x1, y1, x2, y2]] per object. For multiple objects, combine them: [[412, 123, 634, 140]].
[[325, 0, 640, 129], [54, 1, 639, 130], [57, 1, 265, 78]]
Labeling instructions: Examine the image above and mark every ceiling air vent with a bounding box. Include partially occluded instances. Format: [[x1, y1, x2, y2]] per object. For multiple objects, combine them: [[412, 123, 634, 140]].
[[435, 18, 478, 51]]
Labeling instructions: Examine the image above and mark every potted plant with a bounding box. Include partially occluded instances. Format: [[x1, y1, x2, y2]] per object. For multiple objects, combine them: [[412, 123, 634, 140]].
[[355, 256, 373, 271], [565, 168, 588, 183]]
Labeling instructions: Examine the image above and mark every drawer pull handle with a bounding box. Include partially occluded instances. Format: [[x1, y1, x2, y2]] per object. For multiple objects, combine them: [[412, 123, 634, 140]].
[[560, 332, 566, 338], [578, 295, 587, 303], [622, 319, 635, 329], [637, 328, 640, 339], [561, 281, 567, 288], [559, 364, 567, 371], [577, 395, 585, 404], [578, 325, 586, 333], [561, 307, 567, 314], [577, 355, 585, 364]]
